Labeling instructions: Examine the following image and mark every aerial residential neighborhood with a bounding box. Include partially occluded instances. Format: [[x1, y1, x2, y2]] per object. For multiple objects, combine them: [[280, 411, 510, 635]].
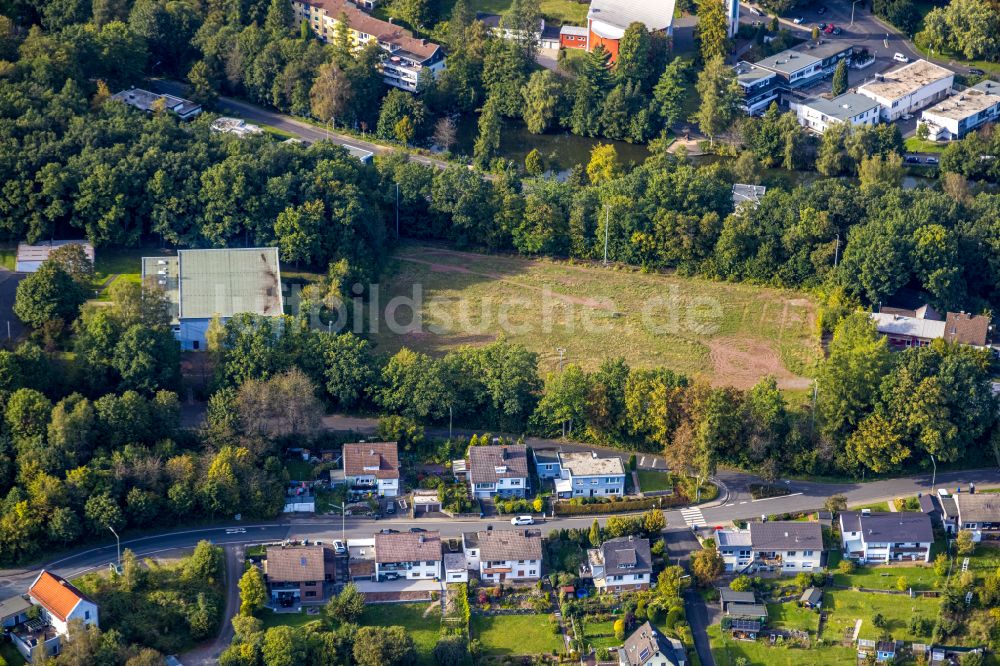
[[2, 0, 1000, 664]]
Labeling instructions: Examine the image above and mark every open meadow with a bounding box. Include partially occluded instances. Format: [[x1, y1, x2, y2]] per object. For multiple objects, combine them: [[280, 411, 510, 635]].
[[372, 246, 822, 389]]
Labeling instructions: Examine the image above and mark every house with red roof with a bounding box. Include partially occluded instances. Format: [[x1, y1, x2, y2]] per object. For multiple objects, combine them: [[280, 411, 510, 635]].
[[11, 571, 99, 661]]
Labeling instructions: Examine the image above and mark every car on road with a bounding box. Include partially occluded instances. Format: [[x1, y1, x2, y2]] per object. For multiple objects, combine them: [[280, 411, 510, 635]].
[[905, 155, 922, 164], [409, 527, 427, 533], [793, 16, 804, 23], [824, 23, 836, 33], [511, 515, 535, 526], [969, 68, 985, 76], [926, 156, 940, 165], [894, 52, 909, 62], [749, 6, 762, 15], [333, 539, 347, 555], [379, 528, 399, 534]]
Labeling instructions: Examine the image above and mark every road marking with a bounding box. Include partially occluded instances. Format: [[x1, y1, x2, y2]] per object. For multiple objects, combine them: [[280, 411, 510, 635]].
[[751, 492, 803, 503], [679, 507, 705, 528], [739, 501, 748, 505]]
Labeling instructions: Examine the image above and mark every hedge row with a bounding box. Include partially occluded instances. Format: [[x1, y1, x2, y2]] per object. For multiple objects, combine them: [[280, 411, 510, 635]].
[[554, 496, 665, 515]]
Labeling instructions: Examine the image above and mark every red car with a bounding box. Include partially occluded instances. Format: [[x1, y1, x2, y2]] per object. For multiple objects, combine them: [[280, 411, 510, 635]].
[[824, 23, 836, 33]]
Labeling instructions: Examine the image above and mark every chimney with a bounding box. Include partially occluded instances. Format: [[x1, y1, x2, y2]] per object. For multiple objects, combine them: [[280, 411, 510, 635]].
[[784, 532, 789, 538], [421, 38, 427, 46], [419, 535, 425, 543]]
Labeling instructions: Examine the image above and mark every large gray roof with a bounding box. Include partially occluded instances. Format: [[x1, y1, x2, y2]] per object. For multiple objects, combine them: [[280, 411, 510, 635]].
[[956, 493, 1000, 524], [749, 521, 823, 551], [477, 529, 543, 561], [755, 49, 820, 75], [468, 445, 529, 484], [587, 0, 675, 38], [599, 536, 652, 574], [801, 93, 880, 122], [840, 511, 934, 543]]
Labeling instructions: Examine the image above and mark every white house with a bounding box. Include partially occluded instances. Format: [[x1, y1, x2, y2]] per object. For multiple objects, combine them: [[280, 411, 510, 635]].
[[374, 531, 442, 581], [920, 79, 1000, 141], [14, 571, 99, 661], [444, 552, 468, 583], [948, 493, 1000, 536], [839, 511, 933, 563], [462, 529, 543, 583], [343, 442, 400, 497], [465, 444, 530, 499], [790, 92, 881, 133], [716, 522, 824, 573], [141, 248, 283, 351], [583, 536, 652, 593], [619, 621, 687, 666], [553, 451, 627, 498], [734, 61, 781, 115], [857, 59, 954, 121]]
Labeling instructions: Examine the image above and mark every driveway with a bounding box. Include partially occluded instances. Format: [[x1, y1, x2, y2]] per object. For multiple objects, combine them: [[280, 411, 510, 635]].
[[684, 589, 716, 666], [180, 545, 242, 666]]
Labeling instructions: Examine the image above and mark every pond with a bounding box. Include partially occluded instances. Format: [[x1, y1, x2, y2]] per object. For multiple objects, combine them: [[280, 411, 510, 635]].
[[451, 114, 651, 172]]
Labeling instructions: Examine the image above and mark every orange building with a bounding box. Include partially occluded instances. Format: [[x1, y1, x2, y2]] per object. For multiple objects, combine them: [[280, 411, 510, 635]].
[[586, 0, 675, 62]]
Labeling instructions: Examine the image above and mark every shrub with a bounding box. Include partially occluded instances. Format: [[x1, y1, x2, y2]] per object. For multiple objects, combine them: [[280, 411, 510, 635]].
[[729, 576, 752, 592], [837, 559, 856, 575]]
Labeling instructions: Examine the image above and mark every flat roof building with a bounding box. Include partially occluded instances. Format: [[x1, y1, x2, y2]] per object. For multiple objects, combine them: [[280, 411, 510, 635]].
[[111, 87, 202, 120], [15, 241, 94, 273], [920, 79, 1000, 141], [754, 49, 823, 88], [857, 60, 954, 121], [734, 61, 781, 115], [790, 92, 881, 133], [141, 248, 283, 351]]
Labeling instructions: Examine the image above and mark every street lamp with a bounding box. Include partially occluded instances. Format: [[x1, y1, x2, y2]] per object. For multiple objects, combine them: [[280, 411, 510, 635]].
[[108, 525, 121, 573], [602, 205, 610, 266], [850, 0, 862, 26], [395, 182, 400, 239], [556, 347, 566, 371], [930, 454, 937, 494]]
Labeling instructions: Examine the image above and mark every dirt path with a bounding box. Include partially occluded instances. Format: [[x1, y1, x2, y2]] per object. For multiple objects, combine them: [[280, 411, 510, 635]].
[[181, 545, 242, 665]]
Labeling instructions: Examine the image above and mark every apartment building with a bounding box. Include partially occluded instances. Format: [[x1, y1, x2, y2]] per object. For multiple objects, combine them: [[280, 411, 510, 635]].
[[857, 59, 954, 121], [790, 92, 881, 133], [839, 511, 933, 563], [734, 61, 781, 115], [583, 536, 652, 593], [291, 0, 445, 91], [462, 529, 543, 583], [374, 531, 442, 580], [716, 522, 824, 573], [920, 79, 1000, 141]]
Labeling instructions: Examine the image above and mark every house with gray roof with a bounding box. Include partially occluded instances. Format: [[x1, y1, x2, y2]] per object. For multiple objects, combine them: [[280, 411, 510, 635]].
[[466, 444, 529, 499], [462, 529, 542, 583], [953, 493, 1000, 534], [790, 92, 881, 133], [839, 511, 933, 563], [583, 536, 652, 593], [142, 248, 283, 351], [716, 521, 823, 573], [374, 531, 442, 581], [619, 621, 686, 666]]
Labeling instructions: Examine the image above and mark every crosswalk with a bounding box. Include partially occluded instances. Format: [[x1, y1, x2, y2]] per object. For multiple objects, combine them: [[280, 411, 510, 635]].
[[679, 506, 705, 528]]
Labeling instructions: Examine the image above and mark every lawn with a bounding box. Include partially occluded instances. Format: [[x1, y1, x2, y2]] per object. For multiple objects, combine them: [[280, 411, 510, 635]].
[[849, 501, 890, 512], [471, 613, 563, 655], [259, 608, 323, 631], [0, 244, 16, 271], [765, 603, 819, 633], [833, 564, 940, 591], [904, 137, 946, 154], [0, 641, 26, 666], [822, 589, 939, 642], [963, 544, 1000, 585], [360, 602, 442, 663], [285, 458, 316, 481], [582, 619, 620, 650], [637, 470, 675, 493], [376, 246, 821, 387], [707, 624, 855, 666], [469, 0, 588, 25]]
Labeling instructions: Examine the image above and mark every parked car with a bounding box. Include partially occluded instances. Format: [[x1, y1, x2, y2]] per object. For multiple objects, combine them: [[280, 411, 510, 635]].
[[905, 155, 922, 164], [379, 528, 399, 534], [409, 527, 427, 533], [969, 68, 985, 76], [385, 501, 395, 515], [832, 27, 842, 35], [824, 23, 836, 33], [749, 6, 762, 15], [382, 572, 400, 581], [793, 16, 804, 23], [893, 52, 909, 62], [511, 515, 535, 526], [333, 539, 347, 555], [926, 156, 940, 165], [902, 113, 913, 120], [818, 22, 827, 30]]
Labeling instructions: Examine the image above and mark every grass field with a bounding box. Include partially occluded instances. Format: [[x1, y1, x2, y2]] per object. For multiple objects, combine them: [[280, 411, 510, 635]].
[[765, 603, 819, 633], [259, 608, 322, 630], [376, 246, 821, 388], [469, 0, 588, 25], [904, 137, 947, 154], [582, 619, 620, 650], [822, 589, 939, 642], [637, 470, 674, 493], [708, 624, 855, 666], [471, 613, 563, 655], [833, 564, 940, 591], [360, 603, 442, 663]]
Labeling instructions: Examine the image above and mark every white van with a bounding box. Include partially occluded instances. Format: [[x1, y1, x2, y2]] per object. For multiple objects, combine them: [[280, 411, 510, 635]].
[[893, 52, 909, 63]]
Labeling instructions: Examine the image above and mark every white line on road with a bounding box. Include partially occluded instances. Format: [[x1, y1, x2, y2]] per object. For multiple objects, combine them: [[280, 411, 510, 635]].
[[739, 501, 748, 504], [751, 492, 803, 503]]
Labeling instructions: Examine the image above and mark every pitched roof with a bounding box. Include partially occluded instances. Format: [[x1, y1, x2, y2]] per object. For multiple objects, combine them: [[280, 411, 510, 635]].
[[0, 595, 31, 622], [265, 546, 326, 582], [840, 511, 934, 543], [749, 522, 823, 551], [375, 531, 442, 564], [477, 529, 542, 561], [943, 312, 990, 346], [343, 442, 399, 479], [469, 445, 529, 484], [620, 621, 681, 666], [599, 536, 652, 574], [955, 493, 1000, 524], [28, 571, 88, 622], [297, 0, 441, 61], [719, 589, 757, 604], [800, 587, 823, 605]]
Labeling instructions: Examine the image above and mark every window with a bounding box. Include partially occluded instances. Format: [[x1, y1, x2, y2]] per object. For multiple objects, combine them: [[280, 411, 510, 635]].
[[529, 570, 536, 575], [590, 479, 599, 485], [192, 340, 200, 350], [518, 560, 526, 564], [305, 591, 316, 597], [84, 611, 91, 620], [803, 550, 814, 556], [787, 551, 796, 557]]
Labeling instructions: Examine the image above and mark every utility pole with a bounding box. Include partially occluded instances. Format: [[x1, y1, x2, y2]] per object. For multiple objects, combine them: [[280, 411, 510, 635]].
[[395, 183, 400, 239], [851, 0, 861, 26], [834, 232, 840, 268], [557, 347, 566, 371], [449, 405, 453, 441], [602, 205, 610, 266], [339, 502, 346, 543], [930, 454, 937, 493]]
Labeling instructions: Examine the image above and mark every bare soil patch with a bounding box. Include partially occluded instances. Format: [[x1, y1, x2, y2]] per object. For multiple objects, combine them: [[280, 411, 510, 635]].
[[707, 337, 812, 390]]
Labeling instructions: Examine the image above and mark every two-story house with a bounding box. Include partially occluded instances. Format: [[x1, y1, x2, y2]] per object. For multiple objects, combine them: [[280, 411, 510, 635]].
[[462, 528, 543, 583], [583, 536, 652, 593], [466, 444, 530, 499], [14, 571, 99, 662], [942, 493, 1000, 538], [716, 522, 824, 573], [374, 531, 442, 581], [532, 449, 562, 479], [343, 442, 400, 497], [619, 621, 687, 666], [553, 451, 627, 498], [291, 0, 446, 92], [839, 511, 934, 563], [264, 545, 335, 605]]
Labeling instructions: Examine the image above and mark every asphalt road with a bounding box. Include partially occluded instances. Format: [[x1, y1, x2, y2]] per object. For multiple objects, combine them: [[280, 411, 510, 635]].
[[149, 79, 454, 172]]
